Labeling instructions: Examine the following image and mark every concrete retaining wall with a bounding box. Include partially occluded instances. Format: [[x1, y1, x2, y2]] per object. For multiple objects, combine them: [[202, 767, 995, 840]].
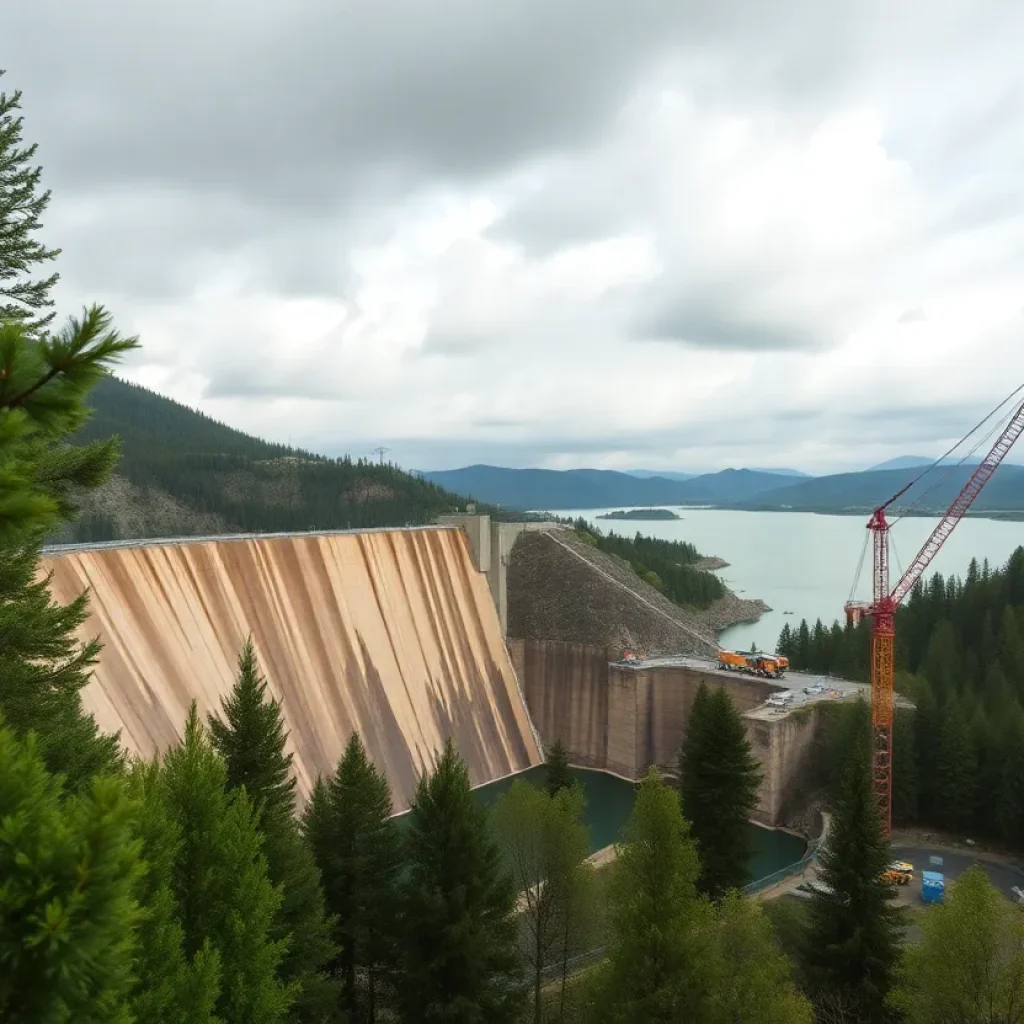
[[438, 515, 562, 635], [512, 638, 820, 826]]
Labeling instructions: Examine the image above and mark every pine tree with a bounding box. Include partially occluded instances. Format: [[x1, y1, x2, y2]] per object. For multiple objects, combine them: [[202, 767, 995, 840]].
[[803, 714, 904, 1022], [0, 719, 143, 1022], [397, 737, 522, 1023], [891, 709, 919, 828], [162, 702, 294, 1024], [0, 72, 60, 333], [0, 538, 122, 790], [586, 769, 717, 1023], [679, 684, 762, 899], [304, 732, 401, 1023], [209, 638, 340, 1022], [545, 738, 573, 797], [933, 697, 978, 832], [125, 759, 221, 1024], [1, 309, 139, 541]]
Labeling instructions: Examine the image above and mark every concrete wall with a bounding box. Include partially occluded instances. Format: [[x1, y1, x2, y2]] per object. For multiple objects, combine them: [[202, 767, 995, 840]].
[[745, 709, 822, 825], [42, 528, 542, 812], [513, 638, 815, 825], [438, 516, 562, 636]]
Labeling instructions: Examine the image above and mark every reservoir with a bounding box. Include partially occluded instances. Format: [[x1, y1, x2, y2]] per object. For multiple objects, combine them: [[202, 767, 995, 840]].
[[471, 765, 807, 884], [561, 507, 1024, 652]]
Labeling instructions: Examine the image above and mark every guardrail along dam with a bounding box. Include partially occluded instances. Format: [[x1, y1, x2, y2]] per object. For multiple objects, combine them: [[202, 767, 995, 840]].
[[41, 526, 542, 811]]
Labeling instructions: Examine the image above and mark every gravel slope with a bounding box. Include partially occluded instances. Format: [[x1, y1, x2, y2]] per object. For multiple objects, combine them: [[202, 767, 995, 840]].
[[507, 529, 769, 655]]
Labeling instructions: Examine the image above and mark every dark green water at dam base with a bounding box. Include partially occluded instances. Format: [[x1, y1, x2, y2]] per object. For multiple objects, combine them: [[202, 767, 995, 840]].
[[471, 765, 807, 885]]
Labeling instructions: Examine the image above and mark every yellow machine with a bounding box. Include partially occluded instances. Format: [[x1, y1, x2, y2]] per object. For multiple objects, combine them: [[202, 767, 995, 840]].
[[716, 650, 788, 678], [881, 861, 914, 886]]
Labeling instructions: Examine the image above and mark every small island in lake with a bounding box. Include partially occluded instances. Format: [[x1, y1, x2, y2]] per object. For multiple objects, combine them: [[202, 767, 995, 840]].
[[597, 508, 681, 521]]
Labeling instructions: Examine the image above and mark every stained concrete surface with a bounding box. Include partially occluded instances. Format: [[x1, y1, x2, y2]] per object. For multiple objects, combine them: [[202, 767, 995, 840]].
[[41, 527, 542, 811]]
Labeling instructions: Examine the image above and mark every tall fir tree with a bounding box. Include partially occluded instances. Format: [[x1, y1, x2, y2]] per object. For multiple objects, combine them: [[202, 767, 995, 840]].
[[803, 706, 904, 1022], [397, 737, 522, 1024], [209, 638, 340, 1023], [679, 684, 763, 899], [587, 769, 717, 1023], [125, 759, 221, 1024], [303, 732, 402, 1023], [1, 309, 139, 541], [545, 738, 573, 797], [0, 71, 60, 333], [0, 719, 143, 1022], [162, 702, 295, 1024], [0, 533, 122, 790]]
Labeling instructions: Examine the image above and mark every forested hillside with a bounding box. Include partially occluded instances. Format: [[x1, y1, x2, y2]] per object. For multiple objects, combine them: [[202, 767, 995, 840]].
[[780, 548, 1024, 845], [60, 375, 479, 542], [572, 518, 726, 607]]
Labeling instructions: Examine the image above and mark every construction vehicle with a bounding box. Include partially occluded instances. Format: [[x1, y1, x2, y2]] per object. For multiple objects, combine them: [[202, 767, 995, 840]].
[[844, 384, 1024, 835], [716, 649, 789, 678], [881, 860, 914, 886]]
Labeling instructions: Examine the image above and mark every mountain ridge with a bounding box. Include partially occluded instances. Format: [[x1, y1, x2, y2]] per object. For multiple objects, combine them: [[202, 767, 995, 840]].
[[422, 461, 1024, 516]]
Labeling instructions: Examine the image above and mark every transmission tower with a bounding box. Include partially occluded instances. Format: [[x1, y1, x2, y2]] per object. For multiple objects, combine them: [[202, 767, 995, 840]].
[[371, 446, 391, 466]]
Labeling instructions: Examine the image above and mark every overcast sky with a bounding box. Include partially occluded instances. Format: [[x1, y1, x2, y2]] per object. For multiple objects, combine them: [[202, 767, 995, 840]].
[[7, 0, 1024, 474]]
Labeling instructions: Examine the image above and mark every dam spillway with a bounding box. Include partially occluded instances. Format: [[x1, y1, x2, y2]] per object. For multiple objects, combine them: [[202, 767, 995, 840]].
[[40, 527, 542, 811]]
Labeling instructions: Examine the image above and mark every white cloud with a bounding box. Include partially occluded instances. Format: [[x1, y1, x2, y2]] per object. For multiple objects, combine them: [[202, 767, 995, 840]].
[[8, 0, 1024, 473]]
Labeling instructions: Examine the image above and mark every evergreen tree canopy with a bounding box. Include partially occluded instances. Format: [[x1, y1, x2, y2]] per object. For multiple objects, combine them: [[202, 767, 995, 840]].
[[161, 702, 294, 1024], [124, 759, 221, 1024], [804, 706, 904, 1023], [0, 72, 60, 334], [0, 537, 122, 790], [1, 309, 139, 541], [545, 738, 573, 798], [679, 684, 762, 899], [208, 636, 296, 823], [587, 769, 717, 1023], [303, 732, 401, 1023], [397, 737, 522, 1024], [0, 721, 143, 1023], [209, 640, 339, 1023]]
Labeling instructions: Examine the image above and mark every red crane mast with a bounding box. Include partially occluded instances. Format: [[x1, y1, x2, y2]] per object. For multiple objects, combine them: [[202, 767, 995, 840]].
[[845, 392, 1024, 835]]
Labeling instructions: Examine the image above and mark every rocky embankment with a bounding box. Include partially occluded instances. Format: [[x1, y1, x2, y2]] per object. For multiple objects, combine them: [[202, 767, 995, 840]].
[[507, 529, 769, 656]]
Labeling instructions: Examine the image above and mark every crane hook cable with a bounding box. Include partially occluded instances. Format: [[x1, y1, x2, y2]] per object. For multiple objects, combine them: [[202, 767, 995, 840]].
[[892, 407, 1011, 525], [880, 381, 1024, 514]]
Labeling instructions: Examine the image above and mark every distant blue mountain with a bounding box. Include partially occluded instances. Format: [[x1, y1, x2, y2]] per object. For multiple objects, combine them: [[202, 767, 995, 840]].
[[623, 470, 695, 481], [869, 455, 1024, 473], [420, 465, 807, 510]]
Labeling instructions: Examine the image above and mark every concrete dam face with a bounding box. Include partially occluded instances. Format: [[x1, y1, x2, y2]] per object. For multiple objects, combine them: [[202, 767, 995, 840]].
[[41, 528, 542, 811]]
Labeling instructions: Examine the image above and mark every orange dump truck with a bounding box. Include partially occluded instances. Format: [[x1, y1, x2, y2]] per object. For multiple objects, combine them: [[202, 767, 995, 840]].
[[716, 650, 789, 678]]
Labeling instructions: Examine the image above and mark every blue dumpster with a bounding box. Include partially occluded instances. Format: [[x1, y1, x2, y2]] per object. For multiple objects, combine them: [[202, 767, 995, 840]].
[[921, 870, 944, 904]]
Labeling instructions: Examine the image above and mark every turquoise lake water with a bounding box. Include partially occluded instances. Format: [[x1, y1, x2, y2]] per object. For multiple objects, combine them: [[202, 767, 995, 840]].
[[397, 765, 806, 885], [560, 507, 1024, 651]]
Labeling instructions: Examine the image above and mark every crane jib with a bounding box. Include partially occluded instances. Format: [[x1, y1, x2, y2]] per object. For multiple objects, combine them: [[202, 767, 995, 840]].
[[855, 388, 1024, 836]]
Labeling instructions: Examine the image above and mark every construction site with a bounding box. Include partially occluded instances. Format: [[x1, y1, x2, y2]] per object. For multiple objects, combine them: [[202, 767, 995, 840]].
[[39, 389, 1024, 885]]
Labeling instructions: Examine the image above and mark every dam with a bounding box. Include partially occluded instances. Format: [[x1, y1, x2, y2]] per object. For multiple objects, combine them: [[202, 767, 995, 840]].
[[41, 515, 844, 859], [41, 526, 542, 811]]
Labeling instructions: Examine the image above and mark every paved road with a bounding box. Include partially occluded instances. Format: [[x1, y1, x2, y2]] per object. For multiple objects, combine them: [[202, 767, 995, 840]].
[[891, 844, 1024, 901]]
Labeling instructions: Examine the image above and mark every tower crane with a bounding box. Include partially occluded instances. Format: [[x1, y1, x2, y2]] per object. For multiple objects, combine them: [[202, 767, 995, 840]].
[[844, 387, 1024, 835]]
